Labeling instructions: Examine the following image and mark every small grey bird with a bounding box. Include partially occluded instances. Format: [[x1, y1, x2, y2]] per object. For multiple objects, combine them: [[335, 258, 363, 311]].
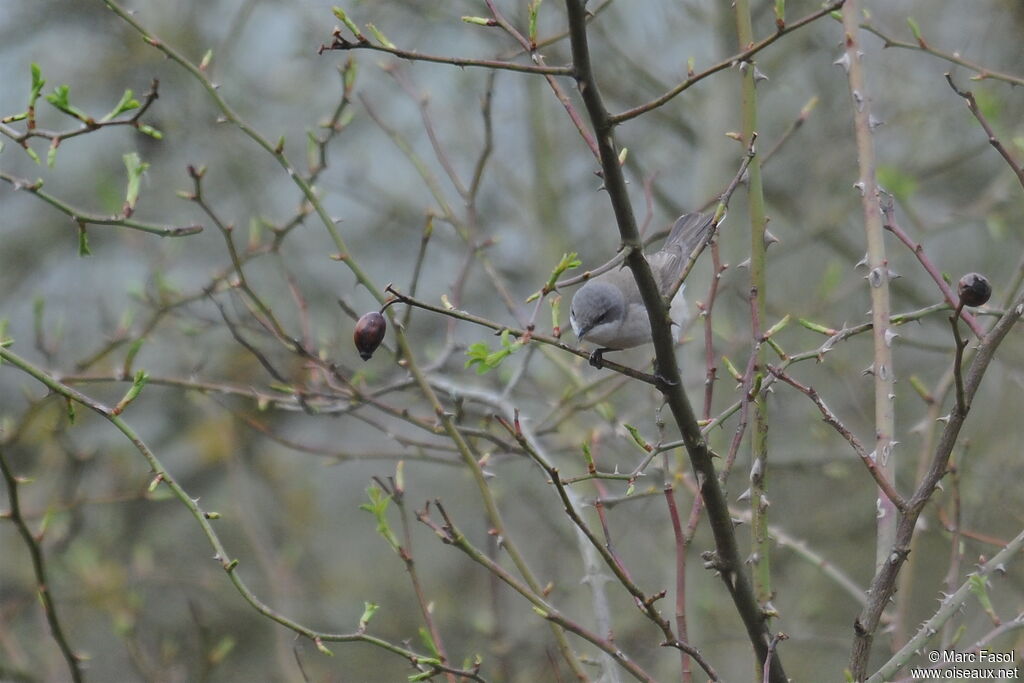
[[569, 212, 712, 366]]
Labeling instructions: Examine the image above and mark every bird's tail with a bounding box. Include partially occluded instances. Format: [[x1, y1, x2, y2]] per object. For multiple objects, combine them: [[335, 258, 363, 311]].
[[664, 212, 714, 258]]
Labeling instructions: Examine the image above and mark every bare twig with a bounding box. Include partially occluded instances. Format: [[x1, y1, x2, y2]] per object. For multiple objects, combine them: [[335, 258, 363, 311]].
[[881, 198, 985, 338], [769, 367, 905, 510], [0, 447, 83, 683], [418, 500, 655, 682], [610, 1, 844, 124], [945, 73, 1024, 192], [383, 285, 662, 387], [319, 27, 574, 76], [0, 171, 202, 238], [860, 22, 1024, 87]]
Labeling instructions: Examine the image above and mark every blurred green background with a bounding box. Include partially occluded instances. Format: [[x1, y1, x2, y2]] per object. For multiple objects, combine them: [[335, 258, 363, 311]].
[[1, 1, 1023, 681]]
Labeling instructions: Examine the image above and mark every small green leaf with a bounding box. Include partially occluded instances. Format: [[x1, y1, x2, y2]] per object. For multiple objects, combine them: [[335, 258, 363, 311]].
[[123, 152, 150, 214], [535, 252, 582, 300], [332, 7, 364, 39], [968, 574, 994, 613], [623, 424, 652, 452], [580, 442, 594, 468], [24, 145, 40, 164], [366, 23, 395, 49], [207, 635, 235, 665], [359, 485, 401, 550], [358, 601, 379, 630], [124, 337, 145, 374], [45, 84, 89, 120], [137, 124, 163, 139], [418, 626, 440, 658], [306, 129, 319, 170], [766, 337, 786, 360], [342, 58, 358, 93], [199, 49, 213, 71], [797, 318, 834, 336], [29, 63, 46, 108], [464, 341, 491, 373], [394, 460, 405, 493], [908, 375, 931, 402], [66, 397, 76, 424], [528, 0, 542, 43], [113, 369, 149, 414], [461, 16, 494, 26], [464, 333, 521, 374], [906, 17, 924, 46], [550, 294, 561, 333], [763, 314, 791, 339], [101, 89, 140, 122], [721, 355, 742, 381], [595, 401, 615, 421], [77, 224, 91, 257], [314, 639, 334, 657], [46, 140, 58, 168], [409, 668, 442, 683]]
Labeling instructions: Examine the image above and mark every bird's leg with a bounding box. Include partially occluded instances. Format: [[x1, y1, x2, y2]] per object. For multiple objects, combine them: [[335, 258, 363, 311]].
[[589, 347, 612, 368]]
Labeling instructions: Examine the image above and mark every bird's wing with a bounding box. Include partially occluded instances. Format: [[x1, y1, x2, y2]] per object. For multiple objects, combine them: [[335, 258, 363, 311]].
[[593, 213, 712, 305], [649, 212, 713, 290]]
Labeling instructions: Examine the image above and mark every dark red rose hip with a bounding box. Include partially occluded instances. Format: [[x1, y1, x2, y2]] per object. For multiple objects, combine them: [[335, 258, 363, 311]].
[[957, 273, 991, 308], [354, 311, 386, 360]]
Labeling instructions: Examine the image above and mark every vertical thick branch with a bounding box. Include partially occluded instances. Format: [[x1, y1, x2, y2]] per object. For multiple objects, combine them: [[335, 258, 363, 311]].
[[840, 1, 897, 573], [734, 0, 773, 614], [564, 2, 786, 680]]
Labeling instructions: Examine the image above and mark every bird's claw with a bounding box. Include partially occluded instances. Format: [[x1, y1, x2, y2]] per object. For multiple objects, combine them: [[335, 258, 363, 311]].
[[588, 349, 607, 369]]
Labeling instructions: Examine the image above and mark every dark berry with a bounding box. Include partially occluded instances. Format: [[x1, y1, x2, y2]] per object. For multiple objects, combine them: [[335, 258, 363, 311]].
[[354, 311, 386, 360], [957, 273, 992, 308]]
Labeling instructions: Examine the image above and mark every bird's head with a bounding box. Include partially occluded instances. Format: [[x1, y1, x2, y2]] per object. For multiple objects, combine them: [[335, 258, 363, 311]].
[[569, 281, 625, 342]]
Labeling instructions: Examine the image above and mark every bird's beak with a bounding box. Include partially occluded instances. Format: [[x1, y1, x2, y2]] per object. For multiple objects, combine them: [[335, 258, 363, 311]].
[[570, 313, 587, 341]]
